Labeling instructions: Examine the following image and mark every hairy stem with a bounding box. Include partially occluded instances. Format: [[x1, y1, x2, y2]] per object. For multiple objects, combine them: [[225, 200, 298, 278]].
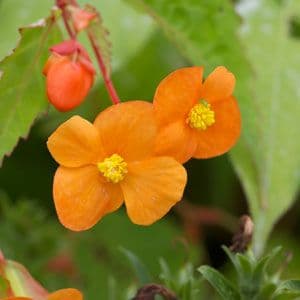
[[87, 32, 120, 104]]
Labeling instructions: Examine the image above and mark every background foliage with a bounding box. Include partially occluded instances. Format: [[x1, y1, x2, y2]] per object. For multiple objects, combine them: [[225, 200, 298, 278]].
[[0, 0, 300, 299]]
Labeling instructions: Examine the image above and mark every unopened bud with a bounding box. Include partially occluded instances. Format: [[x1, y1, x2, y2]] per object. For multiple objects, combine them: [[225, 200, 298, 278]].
[[43, 44, 95, 112]]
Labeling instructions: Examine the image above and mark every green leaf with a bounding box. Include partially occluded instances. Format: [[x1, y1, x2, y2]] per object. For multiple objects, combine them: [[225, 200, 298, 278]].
[[233, 0, 300, 255], [275, 280, 300, 296], [222, 246, 243, 276], [253, 246, 282, 279], [0, 13, 61, 165], [120, 247, 152, 285], [257, 282, 277, 300], [198, 265, 240, 300]]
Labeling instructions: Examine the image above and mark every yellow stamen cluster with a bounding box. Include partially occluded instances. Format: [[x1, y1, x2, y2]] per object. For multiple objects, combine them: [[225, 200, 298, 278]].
[[97, 154, 128, 183], [187, 101, 215, 130]]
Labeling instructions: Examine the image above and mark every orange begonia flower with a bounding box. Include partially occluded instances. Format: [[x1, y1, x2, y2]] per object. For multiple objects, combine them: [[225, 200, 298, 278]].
[[47, 101, 187, 230], [48, 288, 83, 300], [154, 66, 241, 163], [43, 52, 94, 112], [4, 289, 82, 300]]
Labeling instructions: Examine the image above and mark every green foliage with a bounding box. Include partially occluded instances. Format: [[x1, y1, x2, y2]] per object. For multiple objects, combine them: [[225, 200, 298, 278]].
[[159, 259, 203, 300], [120, 248, 152, 285], [77, 0, 154, 70], [234, 0, 300, 255], [199, 265, 240, 300], [274, 280, 300, 298], [126, 0, 300, 255], [199, 246, 300, 300], [0, 0, 154, 67], [0, 193, 196, 299], [0, 13, 61, 165]]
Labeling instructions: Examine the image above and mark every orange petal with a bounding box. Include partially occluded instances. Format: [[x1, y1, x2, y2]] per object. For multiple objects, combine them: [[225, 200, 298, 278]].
[[94, 101, 156, 162], [153, 67, 203, 126], [121, 157, 187, 225], [47, 116, 104, 168], [155, 120, 197, 163], [201, 66, 235, 103], [53, 166, 123, 231], [46, 57, 94, 112], [48, 288, 83, 300], [194, 96, 241, 158], [4, 298, 31, 300]]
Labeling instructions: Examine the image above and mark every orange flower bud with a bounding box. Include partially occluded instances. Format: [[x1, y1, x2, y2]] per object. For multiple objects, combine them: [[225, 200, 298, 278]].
[[44, 53, 94, 112]]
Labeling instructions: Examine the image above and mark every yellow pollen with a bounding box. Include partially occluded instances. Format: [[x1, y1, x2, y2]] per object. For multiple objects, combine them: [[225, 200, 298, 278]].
[[187, 101, 215, 130], [97, 154, 128, 183]]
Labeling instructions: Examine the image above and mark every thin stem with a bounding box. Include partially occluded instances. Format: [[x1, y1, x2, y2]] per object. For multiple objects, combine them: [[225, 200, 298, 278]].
[[88, 32, 120, 104], [56, 0, 76, 39], [62, 10, 76, 39]]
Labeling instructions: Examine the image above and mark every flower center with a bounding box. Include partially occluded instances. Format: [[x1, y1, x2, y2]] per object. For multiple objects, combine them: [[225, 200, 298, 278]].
[[97, 154, 128, 183], [187, 101, 215, 130]]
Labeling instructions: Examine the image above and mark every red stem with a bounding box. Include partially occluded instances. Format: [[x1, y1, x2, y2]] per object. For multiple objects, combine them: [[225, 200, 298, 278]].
[[88, 32, 120, 104], [57, 0, 121, 105], [62, 10, 76, 39], [56, 0, 76, 38]]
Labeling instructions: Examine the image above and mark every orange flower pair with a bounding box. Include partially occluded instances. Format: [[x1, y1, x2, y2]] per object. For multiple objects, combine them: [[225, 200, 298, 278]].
[[47, 66, 241, 230]]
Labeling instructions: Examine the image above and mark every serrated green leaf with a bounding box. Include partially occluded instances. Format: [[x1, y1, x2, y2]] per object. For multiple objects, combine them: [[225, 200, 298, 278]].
[[120, 247, 152, 285], [198, 265, 240, 300], [0, 13, 61, 165]]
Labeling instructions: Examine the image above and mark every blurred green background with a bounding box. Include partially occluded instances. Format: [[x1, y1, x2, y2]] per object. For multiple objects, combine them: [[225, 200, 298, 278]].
[[1, 0, 300, 299]]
